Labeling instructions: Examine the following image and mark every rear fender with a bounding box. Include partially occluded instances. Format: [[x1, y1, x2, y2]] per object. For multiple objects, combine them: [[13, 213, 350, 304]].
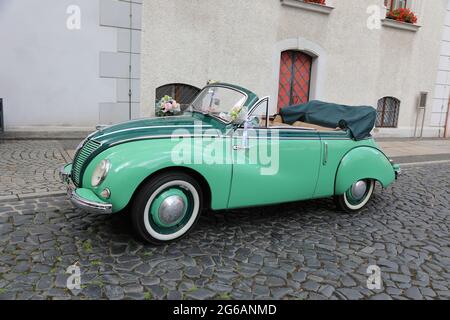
[[335, 147, 395, 195]]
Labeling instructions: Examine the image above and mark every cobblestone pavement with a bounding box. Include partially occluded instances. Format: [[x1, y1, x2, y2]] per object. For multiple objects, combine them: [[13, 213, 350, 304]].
[[0, 140, 72, 200], [0, 162, 449, 300]]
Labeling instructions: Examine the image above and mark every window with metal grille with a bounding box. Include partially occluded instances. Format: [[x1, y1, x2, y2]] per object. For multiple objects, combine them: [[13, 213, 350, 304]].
[[277, 51, 313, 111], [156, 84, 201, 111], [376, 97, 400, 128], [384, 0, 409, 11]]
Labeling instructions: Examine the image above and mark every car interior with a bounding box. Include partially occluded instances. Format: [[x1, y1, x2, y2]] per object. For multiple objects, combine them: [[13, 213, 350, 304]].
[[259, 115, 342, 131]]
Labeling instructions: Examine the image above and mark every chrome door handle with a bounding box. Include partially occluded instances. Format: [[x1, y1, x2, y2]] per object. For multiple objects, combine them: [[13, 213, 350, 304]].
[[323, 142, 328, 165], [233, 145, 250, 151]]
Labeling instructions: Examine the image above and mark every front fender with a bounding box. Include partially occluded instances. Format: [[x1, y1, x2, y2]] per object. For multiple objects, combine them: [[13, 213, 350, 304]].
[[82, 139, 232, 212], [335, 147, 395, 195]]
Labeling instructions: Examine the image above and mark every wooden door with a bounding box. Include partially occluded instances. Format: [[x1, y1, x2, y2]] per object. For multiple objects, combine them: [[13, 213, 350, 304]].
[[277, 51, 312, 111]]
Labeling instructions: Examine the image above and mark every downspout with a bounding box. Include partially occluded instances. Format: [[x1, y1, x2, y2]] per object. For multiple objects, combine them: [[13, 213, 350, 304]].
[[128, 1, 133, 120], [444, 95, 450, 138]]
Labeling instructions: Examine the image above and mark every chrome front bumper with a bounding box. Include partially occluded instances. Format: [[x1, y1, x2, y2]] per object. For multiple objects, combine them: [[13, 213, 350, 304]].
[[59, 165, 71, 184], [393, 164, 401, 180], [60, 165, 113, 214]]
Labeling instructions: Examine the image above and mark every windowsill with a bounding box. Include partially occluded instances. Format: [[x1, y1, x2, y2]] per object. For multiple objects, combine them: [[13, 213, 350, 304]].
[[381, 19, 421, 32], [280, 0, 334, 14]]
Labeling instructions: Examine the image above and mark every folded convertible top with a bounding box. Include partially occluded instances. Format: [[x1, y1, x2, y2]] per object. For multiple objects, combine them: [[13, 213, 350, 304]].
[[280, 100, 377, 141]]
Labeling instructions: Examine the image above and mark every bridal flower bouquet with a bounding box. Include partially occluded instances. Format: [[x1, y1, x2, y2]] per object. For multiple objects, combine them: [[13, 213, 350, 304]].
[[156, 95, 181, 117]]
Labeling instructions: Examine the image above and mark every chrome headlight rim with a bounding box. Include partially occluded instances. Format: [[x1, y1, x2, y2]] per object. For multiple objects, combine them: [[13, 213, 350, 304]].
[[91, 159, 111, 187]]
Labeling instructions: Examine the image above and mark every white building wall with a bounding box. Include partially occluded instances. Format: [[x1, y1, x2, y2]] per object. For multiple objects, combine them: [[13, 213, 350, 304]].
[[0, 0, 142, 131], [140, 0, 447, 138], [431, 0, 450, 137], [98, 0, 142, 125]]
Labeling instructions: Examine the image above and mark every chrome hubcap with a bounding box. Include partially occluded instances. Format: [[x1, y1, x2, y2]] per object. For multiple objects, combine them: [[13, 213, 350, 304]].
[[158, 195, 186, 226], [351, 180, 368, 200]]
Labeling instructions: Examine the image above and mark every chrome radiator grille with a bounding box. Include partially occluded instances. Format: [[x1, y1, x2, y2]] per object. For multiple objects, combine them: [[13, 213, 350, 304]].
[[72, 139, 101, 186]]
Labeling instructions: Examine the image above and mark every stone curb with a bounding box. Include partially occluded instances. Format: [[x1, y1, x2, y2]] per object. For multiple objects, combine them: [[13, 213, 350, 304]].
[[18, 191, 67, 201], [0, 195, 20, 202], [376, 137, 449, 142], [401, 159, 450, 167], [390, 153, 450, 164], [0, 191, 67, 203], [0, 131, 91, 140]]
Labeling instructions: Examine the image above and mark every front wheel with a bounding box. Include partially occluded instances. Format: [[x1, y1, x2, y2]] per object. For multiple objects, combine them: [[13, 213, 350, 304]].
[[131, 172, 203, 245], [335, 179, 375, 213]]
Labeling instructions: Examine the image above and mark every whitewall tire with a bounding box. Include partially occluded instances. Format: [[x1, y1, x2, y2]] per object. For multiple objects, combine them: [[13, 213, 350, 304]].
[[335, 179, 375, 213], [131, 172, 203, 245]]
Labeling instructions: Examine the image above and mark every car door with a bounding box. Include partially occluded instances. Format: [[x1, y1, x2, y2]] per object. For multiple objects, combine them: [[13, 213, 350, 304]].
[[227, 97, 322, 209]]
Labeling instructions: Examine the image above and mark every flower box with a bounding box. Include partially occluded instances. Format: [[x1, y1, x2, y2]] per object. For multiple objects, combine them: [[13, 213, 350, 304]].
[[381, 18, 421, 32], [386, 8, 418, 24], [280, 0, 334, 14]]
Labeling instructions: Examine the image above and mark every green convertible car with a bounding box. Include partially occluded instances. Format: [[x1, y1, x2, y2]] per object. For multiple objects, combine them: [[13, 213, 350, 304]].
[[61, 83, 400, 244]]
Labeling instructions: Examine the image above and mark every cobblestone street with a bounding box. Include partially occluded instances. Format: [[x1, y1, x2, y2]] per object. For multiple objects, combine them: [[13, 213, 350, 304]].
[[0, 140, 72, 201], [0, 140, 449, 300]]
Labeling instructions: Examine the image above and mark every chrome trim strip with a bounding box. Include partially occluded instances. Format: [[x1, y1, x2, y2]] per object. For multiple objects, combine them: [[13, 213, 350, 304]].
[[68, 186, 113, 215], [243, 125, 349, 135], [95, 125, 212, 139], [234, 127, 349, 135], [109, 134, 223, 146], [235, 127, 318, 133], [269, 126, 317, 131], [319, 138, 352, 140], [108, 133, 349, 143], [323, 142, 329, 165], [246, 137, 321, 141], [87, 130, 100, 139], [95, 115, 195, 131], [103, 130, 351, 144]]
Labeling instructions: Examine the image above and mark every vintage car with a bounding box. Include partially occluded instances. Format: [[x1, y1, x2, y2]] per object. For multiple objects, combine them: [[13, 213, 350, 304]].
[[60, 83, 400, 244]]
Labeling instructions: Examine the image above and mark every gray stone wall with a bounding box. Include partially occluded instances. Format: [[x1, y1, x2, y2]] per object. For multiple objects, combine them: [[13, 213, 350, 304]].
[[140, 0, 447, 138]]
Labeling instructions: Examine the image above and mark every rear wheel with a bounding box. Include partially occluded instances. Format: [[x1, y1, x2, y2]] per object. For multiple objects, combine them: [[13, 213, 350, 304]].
[[335, 179, 375, 213], [131, 172, 203, 245]]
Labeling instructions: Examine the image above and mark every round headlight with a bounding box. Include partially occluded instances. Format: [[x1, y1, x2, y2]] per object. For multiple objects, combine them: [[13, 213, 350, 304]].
[[91, 160, 111, 187]]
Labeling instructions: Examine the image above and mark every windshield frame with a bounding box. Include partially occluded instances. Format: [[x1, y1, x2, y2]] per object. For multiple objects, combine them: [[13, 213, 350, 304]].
[[190, 84, 249, 125]]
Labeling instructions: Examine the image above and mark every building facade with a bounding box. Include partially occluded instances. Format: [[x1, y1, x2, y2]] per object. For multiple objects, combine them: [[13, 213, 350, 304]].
[[433, 0, 450, 138], [0, 0, 448, 138], [141, 0, 449, 138]]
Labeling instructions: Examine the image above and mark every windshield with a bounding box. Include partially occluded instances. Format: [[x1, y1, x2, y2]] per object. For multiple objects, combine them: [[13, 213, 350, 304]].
[[191, 86, 248, 123]]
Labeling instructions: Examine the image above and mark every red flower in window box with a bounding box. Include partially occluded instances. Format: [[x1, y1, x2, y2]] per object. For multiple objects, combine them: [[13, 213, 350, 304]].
[[386, 8, 418, 24], [303, 0, 326, 5]]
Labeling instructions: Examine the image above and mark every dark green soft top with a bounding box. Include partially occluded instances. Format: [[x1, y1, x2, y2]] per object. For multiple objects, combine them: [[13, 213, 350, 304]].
[[280, 100, 377, 141]]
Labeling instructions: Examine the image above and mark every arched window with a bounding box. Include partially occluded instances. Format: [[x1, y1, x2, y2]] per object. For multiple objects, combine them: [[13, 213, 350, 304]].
[[277, 51, 313, 111], [155, 83, 201, 111], [376, 97, 400, 128]]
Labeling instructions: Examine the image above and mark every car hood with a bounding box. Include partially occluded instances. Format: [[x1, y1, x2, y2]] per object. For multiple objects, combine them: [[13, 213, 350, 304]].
[[89, 113, 228, 147]]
